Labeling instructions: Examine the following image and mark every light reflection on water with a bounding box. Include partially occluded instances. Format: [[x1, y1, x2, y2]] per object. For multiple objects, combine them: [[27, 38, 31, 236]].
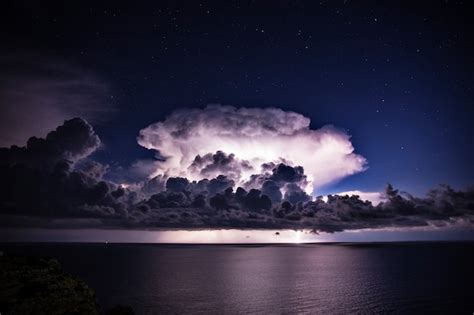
[[2, 243, 473, 314]]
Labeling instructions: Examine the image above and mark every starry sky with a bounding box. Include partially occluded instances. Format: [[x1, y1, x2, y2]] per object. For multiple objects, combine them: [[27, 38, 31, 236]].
[[2, 0, 473, 196], [1, 1, 474, 242]]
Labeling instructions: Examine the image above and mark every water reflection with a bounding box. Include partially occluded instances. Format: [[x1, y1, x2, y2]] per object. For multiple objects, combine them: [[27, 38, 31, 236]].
[[2, 243, 473, 314]]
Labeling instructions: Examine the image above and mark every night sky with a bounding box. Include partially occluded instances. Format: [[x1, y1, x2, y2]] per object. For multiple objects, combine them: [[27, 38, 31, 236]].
[[1, 1, 473, 241]]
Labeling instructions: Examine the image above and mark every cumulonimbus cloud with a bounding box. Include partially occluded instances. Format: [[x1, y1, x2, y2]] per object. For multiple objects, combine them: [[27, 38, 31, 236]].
[[0, 118, 473, 234], [137, 105, 367, 193]]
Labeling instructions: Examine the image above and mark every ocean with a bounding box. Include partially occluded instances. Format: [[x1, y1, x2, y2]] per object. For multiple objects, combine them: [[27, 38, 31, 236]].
[[2, 242, 473, 314]]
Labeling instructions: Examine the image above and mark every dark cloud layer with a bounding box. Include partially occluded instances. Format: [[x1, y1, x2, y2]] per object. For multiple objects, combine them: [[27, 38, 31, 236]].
[[0, 118, 127, 218], [0, 119, 473, 233], [189, 151, 253, 182], [0, 118, 100, 169]]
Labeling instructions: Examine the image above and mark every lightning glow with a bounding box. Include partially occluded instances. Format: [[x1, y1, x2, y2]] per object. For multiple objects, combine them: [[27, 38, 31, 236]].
[[138, 105, 367, 193]]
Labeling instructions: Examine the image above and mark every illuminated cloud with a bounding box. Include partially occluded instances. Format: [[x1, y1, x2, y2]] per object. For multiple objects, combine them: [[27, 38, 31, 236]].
[[138, 105, 367, 193], [1, 117, 472, 235]]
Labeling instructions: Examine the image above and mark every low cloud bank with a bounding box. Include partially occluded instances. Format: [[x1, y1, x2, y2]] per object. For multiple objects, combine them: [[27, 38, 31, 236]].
[[0, 117, 473, 233]]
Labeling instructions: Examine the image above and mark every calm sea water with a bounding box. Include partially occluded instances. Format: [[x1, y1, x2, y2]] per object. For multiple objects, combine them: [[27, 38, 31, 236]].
[[2, 242, 473, 314]]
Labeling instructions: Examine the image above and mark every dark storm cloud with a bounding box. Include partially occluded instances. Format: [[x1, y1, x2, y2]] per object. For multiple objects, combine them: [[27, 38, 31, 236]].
[[117, 182, 474, 232], [100, 175, 474, 232], [241, 163, 310, 203], [189, 151, 253, 182], [0, 119, 473, 233], [283, 183, 312, 204], [0, 52, 115, 147], [0, 118, 101, 169], [166, 177, 190, 192], [270, 164, 306, 183], [76, 160, 110, 180], [261, 180, 282, 203], [0, 118, 128, 218]]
